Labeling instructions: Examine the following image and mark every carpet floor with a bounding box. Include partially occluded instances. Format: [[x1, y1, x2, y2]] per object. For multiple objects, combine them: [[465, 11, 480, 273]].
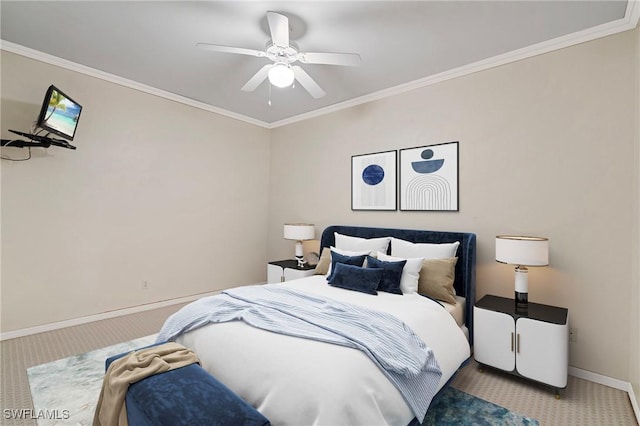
[[24, 335, 538, 426], [1, 302, 637, 425]]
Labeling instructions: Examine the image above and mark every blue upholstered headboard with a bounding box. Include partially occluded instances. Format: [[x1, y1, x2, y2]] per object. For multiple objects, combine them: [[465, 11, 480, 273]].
[[319, 225, 477, 343]]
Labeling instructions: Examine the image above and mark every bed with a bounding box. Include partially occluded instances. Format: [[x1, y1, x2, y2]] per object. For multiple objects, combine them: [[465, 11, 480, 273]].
[[157, 225, 476, 425]]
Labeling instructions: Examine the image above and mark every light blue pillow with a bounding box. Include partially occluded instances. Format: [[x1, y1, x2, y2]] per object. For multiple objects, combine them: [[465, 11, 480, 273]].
[[366, 255, 406, 295], [327, 263, 382, 295], [327, 251, 367, 281]]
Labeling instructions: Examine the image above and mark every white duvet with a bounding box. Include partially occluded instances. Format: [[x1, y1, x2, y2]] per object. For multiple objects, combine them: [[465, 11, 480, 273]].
[[176, 275, 470, 426]]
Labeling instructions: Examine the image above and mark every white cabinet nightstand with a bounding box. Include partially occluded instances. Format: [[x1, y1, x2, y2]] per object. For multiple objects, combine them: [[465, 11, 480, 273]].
[[267, 260, 315, 283], [474, 295, 568, 397]]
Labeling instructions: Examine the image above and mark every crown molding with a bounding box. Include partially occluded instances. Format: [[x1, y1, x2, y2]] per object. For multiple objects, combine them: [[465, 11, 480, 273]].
[[628, 0, 640, 29], [2, 2, 638, 131], [0, 40, 271, 129], [270, 3, 640, 129]]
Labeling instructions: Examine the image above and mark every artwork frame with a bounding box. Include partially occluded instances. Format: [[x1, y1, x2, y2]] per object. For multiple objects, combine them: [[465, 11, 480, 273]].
[[399, 141, 459, 211], [351, 150, 397, 211]]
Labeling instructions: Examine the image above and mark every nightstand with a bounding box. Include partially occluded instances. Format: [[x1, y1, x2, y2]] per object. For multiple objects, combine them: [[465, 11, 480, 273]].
[[474, 294, 568, 397], [267, 260, 315, 283]]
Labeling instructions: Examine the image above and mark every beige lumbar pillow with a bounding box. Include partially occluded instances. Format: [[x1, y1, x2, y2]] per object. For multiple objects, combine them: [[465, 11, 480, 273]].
[[418, 257, 458, 304], [314, 247, 332, 275]]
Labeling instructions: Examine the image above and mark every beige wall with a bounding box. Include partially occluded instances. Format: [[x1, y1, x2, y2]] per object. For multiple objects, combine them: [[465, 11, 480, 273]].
[[631, 23, 640, 414], [1, 26, 638, 388], [269, 30, 638, 380], [0, 51, 271, 332]]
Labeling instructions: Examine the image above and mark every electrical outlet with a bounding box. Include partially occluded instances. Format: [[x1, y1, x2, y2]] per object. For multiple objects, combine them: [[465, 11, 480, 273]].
[[569, 327, 577, 343], [142, 280, 149, 290]]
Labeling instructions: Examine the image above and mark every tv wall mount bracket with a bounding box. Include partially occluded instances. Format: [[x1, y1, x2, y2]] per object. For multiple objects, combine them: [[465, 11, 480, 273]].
[[1, 129, 76, 150]]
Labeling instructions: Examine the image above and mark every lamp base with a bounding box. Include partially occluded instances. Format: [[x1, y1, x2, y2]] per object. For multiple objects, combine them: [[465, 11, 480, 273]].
[[515, 291, 528, 304], [514, 265, 529, 314], [295, 241, 305, 268], [515, 291, 528, 314]]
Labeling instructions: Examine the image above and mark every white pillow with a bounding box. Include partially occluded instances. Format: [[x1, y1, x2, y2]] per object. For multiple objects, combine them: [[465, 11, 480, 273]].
[[377, 251, 424, 294], [331, 246, 371, 257], [335, 232, 390, 254], [390, 237, 460, 260], [327, 246, 371, 276]]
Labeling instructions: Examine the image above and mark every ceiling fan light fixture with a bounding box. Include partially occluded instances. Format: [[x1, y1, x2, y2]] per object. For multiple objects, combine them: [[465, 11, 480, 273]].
[[268, 64, 295, 88]]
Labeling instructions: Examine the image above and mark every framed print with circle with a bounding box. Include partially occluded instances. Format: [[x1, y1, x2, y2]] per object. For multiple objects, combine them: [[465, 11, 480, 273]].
[[351, 150, 397, 211], [400, 141, 459, 211]]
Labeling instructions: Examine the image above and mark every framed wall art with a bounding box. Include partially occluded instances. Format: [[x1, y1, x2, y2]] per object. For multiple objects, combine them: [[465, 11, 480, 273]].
[[399, 141, 459, 211], [351, 150, 397, 211]]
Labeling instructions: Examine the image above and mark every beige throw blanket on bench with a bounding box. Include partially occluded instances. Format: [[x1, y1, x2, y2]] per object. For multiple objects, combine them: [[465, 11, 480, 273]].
[[93, 342, 199, 426]]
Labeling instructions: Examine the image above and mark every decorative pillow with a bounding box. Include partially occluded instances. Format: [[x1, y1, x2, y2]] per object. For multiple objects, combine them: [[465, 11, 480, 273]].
[[327, 250, 368, 281], [330, 246, 371, 257], [366, 256, 405, 295], [334, 232, 390, 255], [315, 247, 367, 275], [314, 247, 332, 275], [418, 257, 458, 304], [327, 247, 371, 275], [327, 263, 382, 295], [377, 252, 424, 294], [390, 237, 460, 260]]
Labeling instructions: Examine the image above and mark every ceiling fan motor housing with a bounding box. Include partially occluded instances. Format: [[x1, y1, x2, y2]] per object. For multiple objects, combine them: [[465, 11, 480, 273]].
[[265, 42, 299, 64]]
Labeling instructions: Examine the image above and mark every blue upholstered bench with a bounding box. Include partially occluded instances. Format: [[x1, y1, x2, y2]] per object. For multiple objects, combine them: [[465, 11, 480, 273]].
[[105, 344, 270, 426]]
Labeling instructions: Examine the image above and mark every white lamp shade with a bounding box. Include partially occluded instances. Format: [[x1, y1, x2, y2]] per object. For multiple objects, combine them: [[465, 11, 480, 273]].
[[268, 64, 295, 88], [284, 223, 315, 241], [496, 235, 549, 266]]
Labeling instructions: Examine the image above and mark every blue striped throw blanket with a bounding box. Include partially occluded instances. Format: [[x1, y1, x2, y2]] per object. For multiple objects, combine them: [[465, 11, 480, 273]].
[[156, 284, 442, 421]]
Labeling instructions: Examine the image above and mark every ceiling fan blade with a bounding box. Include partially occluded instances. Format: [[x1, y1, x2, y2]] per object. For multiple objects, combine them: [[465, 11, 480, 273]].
[[292, 66, 325, 99], [196, 43, 265, 58], [241, 64, 273, 92], [298, 52, 361, 67], [267, 11, 289, 48]]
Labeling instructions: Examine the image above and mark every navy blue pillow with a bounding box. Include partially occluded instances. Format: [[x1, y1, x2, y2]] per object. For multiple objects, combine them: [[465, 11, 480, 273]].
[[327, 251, 367, 281], [327, 263, 382, 295], [366, 255, 406, 295]]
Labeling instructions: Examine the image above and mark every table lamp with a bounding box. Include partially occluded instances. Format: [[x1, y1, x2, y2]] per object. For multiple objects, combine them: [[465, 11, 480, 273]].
[[496, 235, 549, 308], [284, 223, 315, 267]]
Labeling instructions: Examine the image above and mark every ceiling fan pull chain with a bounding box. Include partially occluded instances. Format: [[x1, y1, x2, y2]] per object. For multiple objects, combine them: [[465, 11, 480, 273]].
[[268, 83, 272, 106]]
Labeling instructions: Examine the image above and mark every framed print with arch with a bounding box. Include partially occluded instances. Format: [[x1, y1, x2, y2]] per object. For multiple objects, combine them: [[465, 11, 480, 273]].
[[351, 150, 397, 211], [400, 142, 459, 211]]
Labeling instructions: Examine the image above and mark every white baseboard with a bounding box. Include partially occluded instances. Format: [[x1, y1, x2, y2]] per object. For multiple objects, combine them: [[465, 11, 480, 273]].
[[0, 287, 248, 341], [630, 385, 640, 425], [569, 366, 640, 423], [569, 366, 631, 392]]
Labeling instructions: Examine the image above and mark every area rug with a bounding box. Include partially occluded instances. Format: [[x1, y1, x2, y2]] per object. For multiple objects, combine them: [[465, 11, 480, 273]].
[[28, 336, 538, 426], [27, 334, 157, 426], [422, 387, 539, 425]]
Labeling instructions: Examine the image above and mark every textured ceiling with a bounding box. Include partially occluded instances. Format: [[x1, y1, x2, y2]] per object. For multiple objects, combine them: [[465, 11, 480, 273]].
[[0, 1, 634, 127]]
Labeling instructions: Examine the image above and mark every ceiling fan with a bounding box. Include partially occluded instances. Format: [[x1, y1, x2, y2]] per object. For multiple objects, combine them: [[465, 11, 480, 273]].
[[196, 11, 361, 99]]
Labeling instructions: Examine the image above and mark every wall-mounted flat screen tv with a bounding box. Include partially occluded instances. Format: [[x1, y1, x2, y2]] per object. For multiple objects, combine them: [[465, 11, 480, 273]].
[[36, 85, 82, 141]]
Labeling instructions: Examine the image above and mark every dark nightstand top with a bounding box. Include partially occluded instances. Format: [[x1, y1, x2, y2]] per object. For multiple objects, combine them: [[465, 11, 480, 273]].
[[476, 294, 568, 325], [268, 259, 315, 271]]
